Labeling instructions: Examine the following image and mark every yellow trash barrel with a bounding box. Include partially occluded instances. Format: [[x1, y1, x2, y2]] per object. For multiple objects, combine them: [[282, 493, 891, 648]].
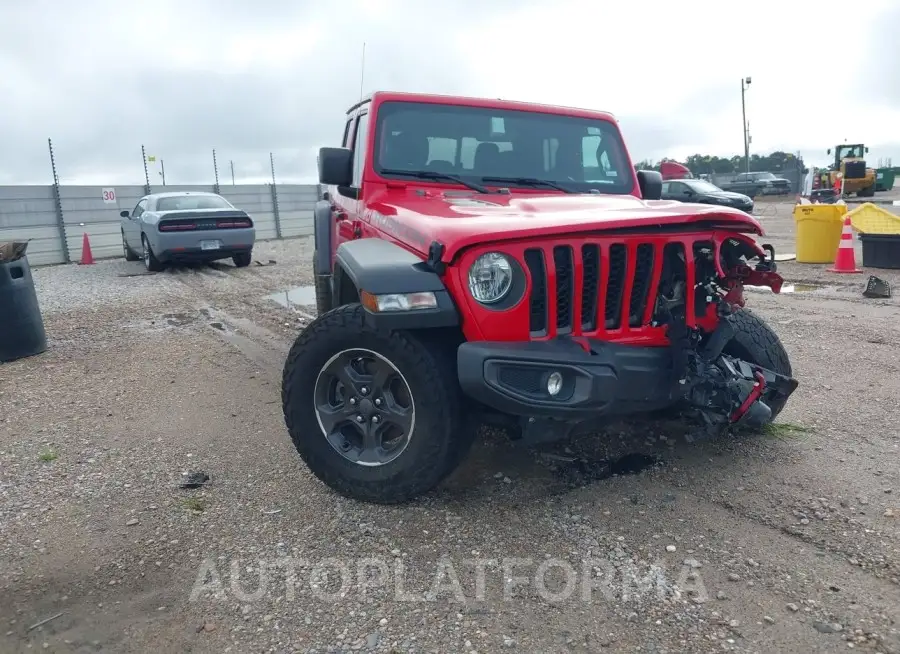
[[793, 204, 847, 263]]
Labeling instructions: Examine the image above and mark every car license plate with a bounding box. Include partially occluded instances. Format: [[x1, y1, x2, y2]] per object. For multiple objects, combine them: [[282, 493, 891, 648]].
[[200, 240, 221, 251]]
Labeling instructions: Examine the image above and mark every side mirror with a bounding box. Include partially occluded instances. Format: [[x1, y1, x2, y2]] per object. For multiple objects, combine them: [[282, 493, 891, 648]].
[[120, 210, 130, 218], [637, 170, 663, 201], [865, 147, 870, 153], [318, 147, 353, 187], [827, 148, 832, 155]]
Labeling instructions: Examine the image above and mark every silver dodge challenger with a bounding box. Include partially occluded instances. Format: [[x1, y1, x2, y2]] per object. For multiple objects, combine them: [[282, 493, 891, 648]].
[[120, 191, 256, 271]]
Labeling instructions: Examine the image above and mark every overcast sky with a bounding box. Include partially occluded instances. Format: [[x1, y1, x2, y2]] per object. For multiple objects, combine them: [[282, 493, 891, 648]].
[[1, 0, 898, 186]]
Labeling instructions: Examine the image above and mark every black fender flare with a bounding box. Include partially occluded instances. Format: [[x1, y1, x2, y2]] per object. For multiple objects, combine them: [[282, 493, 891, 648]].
[[334, 238, 459, 330], [313, 200, 333, 277]]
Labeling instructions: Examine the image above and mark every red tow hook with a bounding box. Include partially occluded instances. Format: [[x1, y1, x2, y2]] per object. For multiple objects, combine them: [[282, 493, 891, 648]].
[[730, 372, 767, 424]]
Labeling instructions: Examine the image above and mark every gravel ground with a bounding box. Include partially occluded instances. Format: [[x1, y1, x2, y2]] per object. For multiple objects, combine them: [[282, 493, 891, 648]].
[[2, 198, 900, 653]]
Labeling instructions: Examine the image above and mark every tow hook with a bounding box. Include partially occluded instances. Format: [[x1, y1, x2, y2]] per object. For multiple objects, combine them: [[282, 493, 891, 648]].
[[729, 371, 767, 424], [757, 244, 777, 272]]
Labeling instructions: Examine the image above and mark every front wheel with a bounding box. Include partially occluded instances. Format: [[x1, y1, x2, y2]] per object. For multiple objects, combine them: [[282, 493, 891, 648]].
[[282, 304, 474, 504], [723, 308, 793, 421]]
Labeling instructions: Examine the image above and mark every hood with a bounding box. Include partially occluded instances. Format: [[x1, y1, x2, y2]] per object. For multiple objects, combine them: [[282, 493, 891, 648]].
[[365, 187, 764, 260]]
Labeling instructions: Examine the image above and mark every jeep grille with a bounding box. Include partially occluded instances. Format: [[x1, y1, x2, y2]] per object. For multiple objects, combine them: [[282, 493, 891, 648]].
[[523, 236, 711, 338]]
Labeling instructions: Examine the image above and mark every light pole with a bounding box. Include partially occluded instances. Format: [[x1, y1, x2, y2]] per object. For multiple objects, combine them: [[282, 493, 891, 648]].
[[741, 76, 752, 174]]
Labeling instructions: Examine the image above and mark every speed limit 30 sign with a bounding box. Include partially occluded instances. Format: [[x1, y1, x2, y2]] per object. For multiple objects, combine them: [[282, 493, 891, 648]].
[[101, 188, 117, 204]]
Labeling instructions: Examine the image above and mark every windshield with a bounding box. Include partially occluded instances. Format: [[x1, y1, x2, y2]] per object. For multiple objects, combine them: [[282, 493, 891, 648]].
[[156, 195, 233, 211], [837, 145, 864, 159], [372, 101, 634, 194], [684, 179, 722, 193]]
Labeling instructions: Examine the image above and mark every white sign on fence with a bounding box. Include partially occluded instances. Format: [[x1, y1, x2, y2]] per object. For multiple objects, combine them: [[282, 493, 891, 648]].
[[101, 188, 117, 204]]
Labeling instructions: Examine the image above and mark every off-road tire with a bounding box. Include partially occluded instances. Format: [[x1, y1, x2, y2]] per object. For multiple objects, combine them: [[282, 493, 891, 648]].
[[122, 231, 140, 261], [141, 234, 164, 272], [723, 307, 792, 421], [314, 271, 333, 316], [232, 251, 252, 268], [282, 303, 475, 504]]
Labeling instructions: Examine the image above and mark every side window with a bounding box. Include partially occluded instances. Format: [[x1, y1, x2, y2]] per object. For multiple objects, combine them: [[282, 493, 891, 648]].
[[351, 113, 370, 187], [661, 182, 670, 194], [133, 200, 146, 217], [341, 118, 353, 147]]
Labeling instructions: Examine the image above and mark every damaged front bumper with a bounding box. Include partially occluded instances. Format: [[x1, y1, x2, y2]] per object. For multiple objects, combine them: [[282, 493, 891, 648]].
[[457, 314, 799, 441]]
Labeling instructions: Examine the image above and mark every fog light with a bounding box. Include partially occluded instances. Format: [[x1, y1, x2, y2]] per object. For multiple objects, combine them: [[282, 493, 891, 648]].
[[546, 371, 563, 397]]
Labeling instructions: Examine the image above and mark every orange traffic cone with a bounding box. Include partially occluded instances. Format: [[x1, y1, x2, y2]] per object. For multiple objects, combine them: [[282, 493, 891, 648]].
[[827, 216, 862, 273], [79, 232, 95, 265]]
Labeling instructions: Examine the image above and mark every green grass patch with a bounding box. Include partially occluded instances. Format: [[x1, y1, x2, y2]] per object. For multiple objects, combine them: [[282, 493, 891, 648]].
[[38, 447, 58, 462], [762, 422, 813, 439], [182, 497, 207, 512]]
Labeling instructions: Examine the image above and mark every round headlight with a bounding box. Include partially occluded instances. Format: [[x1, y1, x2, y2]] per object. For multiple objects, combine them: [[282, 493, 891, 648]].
[[468, 252, 513, 304]]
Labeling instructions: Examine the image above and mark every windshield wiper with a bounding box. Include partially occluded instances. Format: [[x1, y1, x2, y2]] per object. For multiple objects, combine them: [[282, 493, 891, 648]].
[[379, 169, 493, 194], [480, 176, 578, 194]]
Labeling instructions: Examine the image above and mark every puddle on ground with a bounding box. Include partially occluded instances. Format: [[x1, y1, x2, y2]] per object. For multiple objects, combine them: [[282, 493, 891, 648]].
[[266, 286, 316, 308], [163, 312, 195, 327], [745, 282, 827, 294]]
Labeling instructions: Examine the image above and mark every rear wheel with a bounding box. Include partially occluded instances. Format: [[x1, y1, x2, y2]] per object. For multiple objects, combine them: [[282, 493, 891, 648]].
[[282, 304, 475, 504], [122, 231, 139, 261], [141, 235, 164, 272], [723, 308, 792, 421], [232, 251, 252, 268]]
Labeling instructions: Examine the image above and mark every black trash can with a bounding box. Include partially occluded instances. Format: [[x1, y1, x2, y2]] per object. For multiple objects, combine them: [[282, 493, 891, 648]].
[[0, 245, 48, 363]]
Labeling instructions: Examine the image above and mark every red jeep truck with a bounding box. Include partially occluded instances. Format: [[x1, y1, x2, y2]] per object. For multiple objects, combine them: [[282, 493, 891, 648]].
[[282, 91, 798, 504]]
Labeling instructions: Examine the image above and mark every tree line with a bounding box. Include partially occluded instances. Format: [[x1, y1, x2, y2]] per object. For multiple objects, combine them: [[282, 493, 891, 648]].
[[634, 151, 809, 176]]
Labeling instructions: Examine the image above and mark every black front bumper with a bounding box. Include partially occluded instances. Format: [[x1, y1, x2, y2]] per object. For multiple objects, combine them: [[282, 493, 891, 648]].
[[457, 339, 677, 419]]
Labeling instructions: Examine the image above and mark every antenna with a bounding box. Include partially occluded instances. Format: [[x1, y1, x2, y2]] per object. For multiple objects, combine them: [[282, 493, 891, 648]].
[[358, 41, 366, 102]]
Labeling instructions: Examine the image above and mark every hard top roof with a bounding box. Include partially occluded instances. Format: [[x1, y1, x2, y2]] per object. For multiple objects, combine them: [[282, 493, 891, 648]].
[[347, 91, 617, 122]]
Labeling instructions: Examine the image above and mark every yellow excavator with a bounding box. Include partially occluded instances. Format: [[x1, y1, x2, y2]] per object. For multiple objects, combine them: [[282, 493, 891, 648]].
[[816, 143, 877, 197]]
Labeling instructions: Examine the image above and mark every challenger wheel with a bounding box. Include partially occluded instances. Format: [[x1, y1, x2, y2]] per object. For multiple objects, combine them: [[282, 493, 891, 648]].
[[282, 304, 475, 504], [142, 235, 164, 272], [723, 308, 793, 421], [122, 231, 139, 261], [232, 251, 252, 268]]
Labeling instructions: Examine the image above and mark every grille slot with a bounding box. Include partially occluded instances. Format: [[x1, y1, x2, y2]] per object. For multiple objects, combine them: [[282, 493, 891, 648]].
[[605, 244, 627, 329], [628, 244, 655, 327], [524, 249, 547, 335], [553, 246, 574, 333], [580, 244, 600, 331]]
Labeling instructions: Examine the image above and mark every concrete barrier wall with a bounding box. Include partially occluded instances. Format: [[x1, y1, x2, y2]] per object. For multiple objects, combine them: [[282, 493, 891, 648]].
[[0, 183, 321, 266]]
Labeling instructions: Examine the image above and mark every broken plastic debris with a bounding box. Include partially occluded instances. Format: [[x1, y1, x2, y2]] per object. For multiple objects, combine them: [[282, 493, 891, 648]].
[[178, 471, 210, 489], [863, 275, 891, 299]]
